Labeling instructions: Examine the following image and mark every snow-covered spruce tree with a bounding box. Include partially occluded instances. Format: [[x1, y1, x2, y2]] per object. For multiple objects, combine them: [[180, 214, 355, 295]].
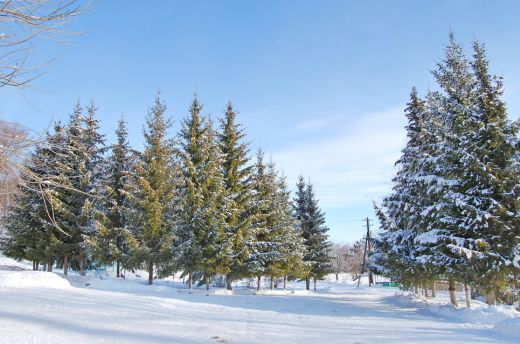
[[133, 95, 177, 285], [2, 116, 96, 275], [304, 181, 331, 290], [217, 102, 253, 290], [293, 176, 330, 290], [293, 175, 312, 289], [405, 35, 477, 307], [273, 172, 305, 289], [419, 36, 517, 306], [57, 102, 106, 276], [461, 41, 520, 303], [411, 35, 519, 306], [176, 97, 228, 290], [79, 103, 106, 274], [89, 118, 137, 277], [41, 121, 79, 274], [0, 140, 54, 269], [371, 88, 440, 292], [248, 153, 283, 290]]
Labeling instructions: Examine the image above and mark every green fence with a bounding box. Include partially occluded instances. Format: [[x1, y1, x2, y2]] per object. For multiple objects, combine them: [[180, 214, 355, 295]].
[[375, 282, 400, 288]]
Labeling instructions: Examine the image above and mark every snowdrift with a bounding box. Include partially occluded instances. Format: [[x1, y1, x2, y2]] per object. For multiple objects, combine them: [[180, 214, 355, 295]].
[[397, 292, 520, 341], [494, 317, 520, 341], [0, 271, 71, 289]]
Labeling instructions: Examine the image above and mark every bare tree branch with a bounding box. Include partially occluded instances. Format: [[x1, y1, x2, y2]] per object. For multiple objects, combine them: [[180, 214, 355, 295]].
[[0, 0, 87, 88]]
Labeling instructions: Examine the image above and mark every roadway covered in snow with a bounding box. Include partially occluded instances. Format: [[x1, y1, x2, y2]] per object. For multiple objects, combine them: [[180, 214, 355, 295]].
[[0, 257, 518, 344]]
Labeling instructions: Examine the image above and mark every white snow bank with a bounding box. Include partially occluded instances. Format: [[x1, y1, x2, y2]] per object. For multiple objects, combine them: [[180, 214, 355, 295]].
[[0, 255, 32, 270], [0, 270, 71, 289], [494, 316, 520, 341], [176, 288, 234, 295], [397, 292, 519, 333], [255, 289, 297, 295]]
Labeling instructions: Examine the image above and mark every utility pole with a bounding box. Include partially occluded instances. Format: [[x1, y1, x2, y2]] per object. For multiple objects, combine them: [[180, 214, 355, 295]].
[[358, 217, 374, 287]]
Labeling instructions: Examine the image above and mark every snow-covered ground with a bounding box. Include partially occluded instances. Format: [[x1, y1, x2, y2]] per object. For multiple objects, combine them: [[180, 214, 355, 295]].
[[0, 256, 518, 344]]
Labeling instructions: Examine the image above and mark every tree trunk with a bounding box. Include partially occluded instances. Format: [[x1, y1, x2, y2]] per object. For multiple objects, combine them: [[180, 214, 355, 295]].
[[205, 274, 210, 291], [47, 259, 53, 272], [147, 259, 153, 285], [486, 290, 496, 306], [283, 275, 287, 290], [414, 284, 419, 295], [431, 281, 436, 298], [35, 261, 39, 271], [257, 275, 261, 291], [63, 255, 68, 276], [32, 261, 36, 271], [448, 278, 458, 307], [188, 272, 193, 289], [270, 275, 274, 290], [464, 283, 471, 308], [226, 274, 232, 291], [313, 277, 317, 291], [116, 260, 120, 278], [424, 284, 429, 298], [335, 272, 339, 281], [79, 250, 85, 276], [368, 272, 373, 287], [305, 277, 310, 291]]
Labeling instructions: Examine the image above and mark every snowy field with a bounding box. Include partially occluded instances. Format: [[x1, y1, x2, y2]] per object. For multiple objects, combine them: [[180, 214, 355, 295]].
[[0, 256, 518, 344]]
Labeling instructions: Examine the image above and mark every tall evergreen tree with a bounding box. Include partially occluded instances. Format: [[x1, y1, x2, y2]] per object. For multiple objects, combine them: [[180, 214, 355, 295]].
[[371, 88, 439, 289], [177, 97, 228, 289], [304, 181, 330, 290], [1, 143, 50, 268], [90, 118, 136, 277], [293, 176, 311, 289], [133, 95, 177, 285], [374, 34, 520, 307], [272, 172, 305, 289], [248, 152, 286, 290], [293, 176, 331, 290], [217, 102, 253, 290]]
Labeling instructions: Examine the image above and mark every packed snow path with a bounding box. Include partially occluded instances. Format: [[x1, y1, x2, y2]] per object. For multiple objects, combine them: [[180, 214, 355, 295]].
[[1, 272, 514, 343]]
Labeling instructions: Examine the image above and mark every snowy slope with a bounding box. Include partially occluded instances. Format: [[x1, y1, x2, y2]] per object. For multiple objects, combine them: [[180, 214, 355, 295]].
[[0, 256, 518, 344]]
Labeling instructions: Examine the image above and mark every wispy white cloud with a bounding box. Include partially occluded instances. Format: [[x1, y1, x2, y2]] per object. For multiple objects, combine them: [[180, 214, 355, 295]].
[[272, 107, 407, 209]]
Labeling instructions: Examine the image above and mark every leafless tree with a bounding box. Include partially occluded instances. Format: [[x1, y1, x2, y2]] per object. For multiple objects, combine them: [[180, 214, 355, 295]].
[[329, 243, 348, 280], [0, 121, 27, 227], [0, 0, 85, 88], [344, 240, 365, 275], [0, 1, 86, 233]]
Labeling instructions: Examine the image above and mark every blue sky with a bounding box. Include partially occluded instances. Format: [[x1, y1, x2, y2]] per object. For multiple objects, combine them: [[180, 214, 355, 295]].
[[1, 0, 519, 243]]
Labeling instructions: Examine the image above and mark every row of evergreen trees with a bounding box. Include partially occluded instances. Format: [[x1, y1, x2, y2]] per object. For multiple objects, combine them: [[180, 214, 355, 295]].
[[1, 96, 331, 290], [371, 35, 520, 307]]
